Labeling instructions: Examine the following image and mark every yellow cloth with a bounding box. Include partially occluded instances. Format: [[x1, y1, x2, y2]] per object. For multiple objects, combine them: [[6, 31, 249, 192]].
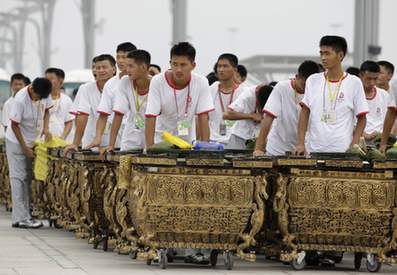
[[33, 137, 70, 181], [162, 131, 192, 149]]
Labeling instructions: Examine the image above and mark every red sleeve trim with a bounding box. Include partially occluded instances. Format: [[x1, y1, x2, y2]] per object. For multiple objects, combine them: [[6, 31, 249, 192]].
[[262, 109, 277, 118], [65, 119, 74, 123], [197, 108, 215, 115], [10, 119, 20, 125], [299, 102, 310, 109], [69, 111, 78, 115], [356, 111, 368, 118], [78, 111, 89, 116], [227, 107, 234, 111], [145, 114, 159, 118], [113, 109, 125, 115], [97, 110, 110, 116]]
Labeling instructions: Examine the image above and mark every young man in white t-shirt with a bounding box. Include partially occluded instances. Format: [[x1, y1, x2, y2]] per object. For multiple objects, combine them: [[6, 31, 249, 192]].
[[253, 60, 320, 156], [223, 85, 273, 149], [87, 42, 137, 149], [64, 54, 116, 153], [145, 42, 214, 146], [45, 68, 75, 140], [5, 78, 53, 229], [209, 53, 245, 144], [380, 78, 397, 152], [358, 61, 389, 142], [102, 49, 151, 153], [2, 73, 28, 130], [295, 36, 369, 155], [376, 61, 394, 92]]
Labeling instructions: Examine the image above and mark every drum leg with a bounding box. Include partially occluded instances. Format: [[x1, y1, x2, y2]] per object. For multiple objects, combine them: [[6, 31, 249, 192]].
[[223, 251, 234, 270], [354, 252, 363, 270], [366, 253, 381, 273], [291, 251, 306, 271]]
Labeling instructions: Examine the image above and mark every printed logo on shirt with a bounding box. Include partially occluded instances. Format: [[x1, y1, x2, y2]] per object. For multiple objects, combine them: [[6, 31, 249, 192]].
[[337, 92, 345, 102]]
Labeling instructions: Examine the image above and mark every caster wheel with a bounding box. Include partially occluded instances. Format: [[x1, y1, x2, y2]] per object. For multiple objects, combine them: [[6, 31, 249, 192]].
[[146, 259, 152, 266], [129, 250, 138, 260], [158, 249, 168, 269], [224, 251, 234, 270], [210, 250, 218, 267], [366, 253, 381, 273], [291, 251, 306, 271], [354, 252, 363, 270], [334, 252, 343, 264], [93, 241, 98, 249]]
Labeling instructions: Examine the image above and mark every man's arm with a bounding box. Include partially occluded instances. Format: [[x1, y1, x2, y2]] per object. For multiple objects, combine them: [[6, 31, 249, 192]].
[[253, 115, 274, 155], [64, 114, 88, 154], [352, 115, 366, 145], [380, 109, 396, 152], [294, 105, 310, 155], [11, 121, 34, 158], [223, 109, 262, 122], [87, 114, 108, 148], [145, 116, 156, 148], [42, 109, 52, 142], [61, 120, 73, 140], [197, 113, 210, 141], [107, 113, 123, 150]]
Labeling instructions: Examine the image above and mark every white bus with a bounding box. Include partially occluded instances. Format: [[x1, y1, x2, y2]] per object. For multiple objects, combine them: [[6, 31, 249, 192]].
[[63, 69, 94, 100]]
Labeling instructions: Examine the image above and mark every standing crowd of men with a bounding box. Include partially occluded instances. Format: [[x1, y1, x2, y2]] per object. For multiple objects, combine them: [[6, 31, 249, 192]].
[[2, 36, 397, 237]]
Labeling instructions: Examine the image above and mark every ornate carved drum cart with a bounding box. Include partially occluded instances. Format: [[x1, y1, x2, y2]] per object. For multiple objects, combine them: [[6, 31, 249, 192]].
[[0, 141, 11, 211], [274, 153, 397, 272], [120, 150, 272, 269]]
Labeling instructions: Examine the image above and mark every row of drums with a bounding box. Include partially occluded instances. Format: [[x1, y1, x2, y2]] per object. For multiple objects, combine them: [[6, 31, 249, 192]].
[[1, 143, 397, 272]]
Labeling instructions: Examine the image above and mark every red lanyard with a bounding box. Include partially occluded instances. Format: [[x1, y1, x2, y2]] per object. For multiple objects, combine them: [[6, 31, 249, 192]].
[[218, 84, 238, 113], [173, 84, 191, 118]]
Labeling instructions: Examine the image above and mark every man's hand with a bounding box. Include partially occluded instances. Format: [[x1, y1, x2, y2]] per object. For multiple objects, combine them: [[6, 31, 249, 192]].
[[364, 132, 378, 141], [253, 149, 265, 157], [23, 146, 35, 158], [251, 113, 263, 123], [63, 144, 78, 155], [86, 137, 101, 149], [293, 144, 307, 156], [379, 144, 387, 153], [99, 145, 114, 160]]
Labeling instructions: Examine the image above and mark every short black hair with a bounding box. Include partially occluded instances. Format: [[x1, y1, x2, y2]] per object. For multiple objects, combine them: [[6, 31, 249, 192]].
[[297, 60, 320, 79], [116, 42, 137, 53], [206, 72, 218, 85], [24, 76, 31, 85], [377, 60, 394, 75], [170, 42, 196, 62], [269, 81, 278, 87], [92, 56, 98, 64], [95, 54, 116, 67], [150, 64, 161, 72], [360, 60, 380, 74], [237, 64, 248, 78], [10, 73, 25, 84], [32, 77, 52, 99], [217, 53, 238, 68], [346, 66, 360, 76], [320, 35, 348, 56], [45, 67, 65, 79], [127, 49, 151, 65], [256, 85, 273, 110]]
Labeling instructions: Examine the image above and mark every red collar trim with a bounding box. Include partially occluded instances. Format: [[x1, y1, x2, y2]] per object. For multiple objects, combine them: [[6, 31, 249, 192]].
[[324, 72, 348, 83], [366, 88, 377, 100], [132, 80, 149, 96], [218, 82, 239, 94], [165, 70, 191, 90]]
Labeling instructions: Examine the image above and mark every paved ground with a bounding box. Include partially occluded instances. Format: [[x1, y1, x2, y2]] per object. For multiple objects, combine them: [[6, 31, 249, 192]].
[[0, 207, 396, 275]]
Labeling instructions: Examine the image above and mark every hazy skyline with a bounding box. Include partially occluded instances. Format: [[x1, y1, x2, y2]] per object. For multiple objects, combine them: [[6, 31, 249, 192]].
[[1, 0, 396, 79]]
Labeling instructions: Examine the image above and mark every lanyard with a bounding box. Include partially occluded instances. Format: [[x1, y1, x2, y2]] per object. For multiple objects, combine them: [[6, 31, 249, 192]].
[[131, 80, 148, 113], [322, 72, 345, 111], [31, 100, 42, 132], [173, 83, 191, 118], [218, 84, 238, 113]]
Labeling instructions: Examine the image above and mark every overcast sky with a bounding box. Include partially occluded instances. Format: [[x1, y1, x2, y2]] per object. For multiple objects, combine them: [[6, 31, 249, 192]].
[[1, 0, 397, 79]]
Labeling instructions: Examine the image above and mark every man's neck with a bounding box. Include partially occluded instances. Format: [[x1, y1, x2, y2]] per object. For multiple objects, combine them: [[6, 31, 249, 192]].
[[119, 71, 127, 79], [27, 86, 38, 101], [327, 65, 344, 81], [378, 83, 390, 91], [365, 87, 375, 97], [219, 78, 235, 93], [96, 79, 108, 92], [51, 90, 61, 99], [135, 76, 151, 95]]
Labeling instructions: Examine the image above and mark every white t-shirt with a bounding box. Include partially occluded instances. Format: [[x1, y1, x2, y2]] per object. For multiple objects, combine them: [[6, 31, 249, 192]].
[[2, 96, 14, 127], [113, 77, 148, 150], [145, 72, 214, 143], [228, 85, 261, 140], [74, 81, 108, 148], [208, 81, 245, 144], [263, 79, 303, 156], [48, 93, 75, 138], [301, 72, 369, 153], [364, 87, 388, 134], [6, 87, 53, 148]]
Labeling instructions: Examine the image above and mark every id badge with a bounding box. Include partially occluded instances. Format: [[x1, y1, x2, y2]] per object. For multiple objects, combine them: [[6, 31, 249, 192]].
[[134, 115, 145, 130], [321, 110, 337, 124], [219, 122, 227, 136], [177, 119, 191, 136]]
